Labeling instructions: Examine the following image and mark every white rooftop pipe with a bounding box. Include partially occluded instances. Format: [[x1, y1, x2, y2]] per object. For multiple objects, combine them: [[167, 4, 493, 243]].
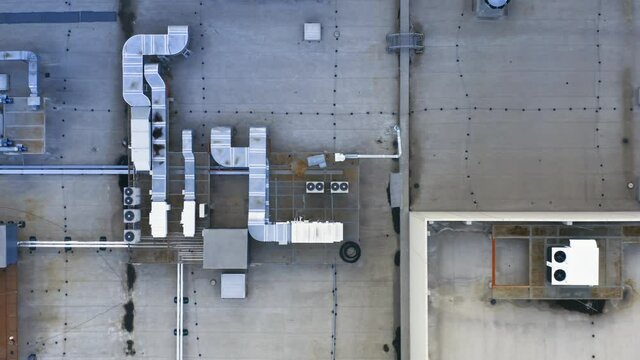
[[334, 125, 401, 162]]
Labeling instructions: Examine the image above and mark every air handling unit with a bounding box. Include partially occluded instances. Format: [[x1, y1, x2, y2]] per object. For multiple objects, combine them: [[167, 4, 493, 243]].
[[546, 239, 599, 286]]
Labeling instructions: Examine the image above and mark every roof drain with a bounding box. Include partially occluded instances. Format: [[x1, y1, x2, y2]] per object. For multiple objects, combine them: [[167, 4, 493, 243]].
[[181, 130, 196, 237], [211, 126, 343, 245], [0, 51, 40, 109], [122, 26, 189, 172]]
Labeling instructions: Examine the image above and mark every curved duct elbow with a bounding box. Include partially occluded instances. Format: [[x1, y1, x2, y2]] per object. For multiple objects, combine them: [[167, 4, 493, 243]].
[[210, 127, 248, 167], [122, 26, 189, 107]]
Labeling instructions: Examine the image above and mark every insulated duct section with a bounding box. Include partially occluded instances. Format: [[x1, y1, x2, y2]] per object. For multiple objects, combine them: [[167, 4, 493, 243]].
[[145, 64, 171, 237], [0, 51, 40, 109], [210, 127, 248, 167], [122, 26, 188, 172], [211, 127, 343, 245], [181, 130, 196, 237]]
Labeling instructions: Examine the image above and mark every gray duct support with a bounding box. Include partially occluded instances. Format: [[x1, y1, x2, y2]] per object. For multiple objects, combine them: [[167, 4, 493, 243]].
[[0, 51, 40, 109], [122, 26, 188, 172], [210, 127, 248, 167]]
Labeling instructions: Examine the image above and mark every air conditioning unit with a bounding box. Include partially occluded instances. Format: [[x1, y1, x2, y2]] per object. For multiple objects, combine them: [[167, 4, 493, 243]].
[[546, 239, 599, 286], [123, 187, 141, 206], [123, 209, 141, 224], [123, 229, 141, 243], [306, 181, 325, 194], [330, 181, 349, 194]]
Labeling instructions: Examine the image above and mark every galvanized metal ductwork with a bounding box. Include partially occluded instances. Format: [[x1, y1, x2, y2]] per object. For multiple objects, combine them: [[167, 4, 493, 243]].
[[144, 64, 171, 237], [0, 51, 40, 109], [122, 26, 188, 107], [211, 126, 343, 245], [245, 127, 291, 244], [122, 26, 188, 172], [181, 130, 196, 237], [210, 127, 248, 167]]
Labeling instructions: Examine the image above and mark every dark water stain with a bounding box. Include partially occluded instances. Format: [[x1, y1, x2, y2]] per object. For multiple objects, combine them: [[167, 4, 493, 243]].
[[123, 300, 134, 332], [153, 144, 165, 156], [152, 127, 163, 139], [117, 155, 128, 190], [152, 112, 163, 123], [126, 264, 136, 291], [125, 339, 136, 356], [118, 0, 136, 39]]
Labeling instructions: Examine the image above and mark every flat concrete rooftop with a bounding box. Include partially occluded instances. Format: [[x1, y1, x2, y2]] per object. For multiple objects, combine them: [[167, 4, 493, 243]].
[[0, 0, 399, 359], [1, 0, 640, 359]]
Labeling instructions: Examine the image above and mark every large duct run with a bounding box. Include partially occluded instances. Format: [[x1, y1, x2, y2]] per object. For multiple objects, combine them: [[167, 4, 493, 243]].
[[122, 25, 188, 172], [211, 126, 343, 245], [0, 51, 40, 109], [145, 64, 171, 237], [181, 130, 196, 237]]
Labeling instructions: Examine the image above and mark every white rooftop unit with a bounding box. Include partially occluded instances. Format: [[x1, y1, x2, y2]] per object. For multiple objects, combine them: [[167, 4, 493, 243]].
[[221, 274, 246, 299], [304, 23, 322, 41], [546, 239, 599, 286]]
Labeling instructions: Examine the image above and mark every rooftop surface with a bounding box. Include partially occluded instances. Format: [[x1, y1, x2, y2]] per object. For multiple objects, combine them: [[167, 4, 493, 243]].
[[0, 0, 639, 359]]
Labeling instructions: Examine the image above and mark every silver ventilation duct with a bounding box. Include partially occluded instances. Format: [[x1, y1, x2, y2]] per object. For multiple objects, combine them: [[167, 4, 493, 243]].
[[245, 127, 291, 244], [122, 26, 188, 172], [181, 130, 196, 237], [0, 51, 40, 109], [211, 126, 343, 245], [210, 127, 248, 167], [145, 64, 170, 238], [144, 64, 167, 202], [182, 130, 195, 201], [122, 26, 188, 107]]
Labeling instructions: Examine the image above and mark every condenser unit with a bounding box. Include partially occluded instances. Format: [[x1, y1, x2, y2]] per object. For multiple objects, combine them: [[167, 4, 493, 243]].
[[123, 209, 141, 224], [123, 229, 141, 243], [330, 181, 349, 194], [306, 181, 325, 194], [123, 187, 141, 206]]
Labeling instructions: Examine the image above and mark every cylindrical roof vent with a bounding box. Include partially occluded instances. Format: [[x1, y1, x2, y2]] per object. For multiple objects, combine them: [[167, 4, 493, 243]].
[[485, 0, 510, 9]]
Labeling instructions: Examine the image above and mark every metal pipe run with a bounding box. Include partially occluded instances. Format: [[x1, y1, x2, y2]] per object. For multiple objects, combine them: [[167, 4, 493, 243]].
[[176, 263, 184, 360], [17, 241, 169, 248], [334, 125, 402, 161]]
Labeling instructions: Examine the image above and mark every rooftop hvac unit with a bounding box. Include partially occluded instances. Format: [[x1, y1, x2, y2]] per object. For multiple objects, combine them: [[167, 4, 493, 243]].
[[306, 181, 325, 194], [124, 229, 141, 243], [330, 181, 349, 194], [123, 187, 141, 206], [546, 239, 599, 286], [123, 209, 141, 224]]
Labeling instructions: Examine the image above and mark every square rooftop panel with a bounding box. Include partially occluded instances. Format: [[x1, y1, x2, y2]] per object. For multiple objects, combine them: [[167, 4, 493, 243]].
[[203, 229, 248, 270]]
